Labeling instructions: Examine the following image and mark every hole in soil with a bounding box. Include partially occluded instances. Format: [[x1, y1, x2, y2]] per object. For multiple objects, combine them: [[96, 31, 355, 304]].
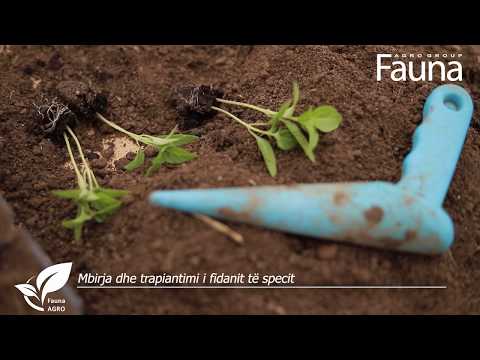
[[102, 136, 137, 170], [62, 135, 137, 172], [443, 93, 462, 111]]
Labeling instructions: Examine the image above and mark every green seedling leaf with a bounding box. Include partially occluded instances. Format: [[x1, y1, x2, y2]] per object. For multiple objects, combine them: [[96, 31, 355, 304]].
[[297, 116, 320, 152], [136, 133, 198, 148], [62, 206, 93, 241], [83, 191, 100, 202], [285, 81, 300, 117], [145, 140, 197, 175], [137, 134, 176, 147], [124, 149, 145, 172], [283, 119, 315, 162], [252, 134, 277, 177], [59, 125, 129, 241], [62, 210, 93, 230], [209, 81, 342, 177], [52, 189, 82, 200], [166, 134, 199, 147], [304, 123, 319, 151], [273, 128, 298, 150], [270, 101, 292, 131], [94, 204, 122, 222], [55, 187, 128, 240], [93, 196, 122, 222], [86, 190, 126, 223], [91, 192, 118, 208], [98, 188, 129, 198], [299, 105, 342, 133], [146, 148, 167, 176], [164, 146, 197, 164], [53, 189, 98, 201], [291, 81, 300, 106]]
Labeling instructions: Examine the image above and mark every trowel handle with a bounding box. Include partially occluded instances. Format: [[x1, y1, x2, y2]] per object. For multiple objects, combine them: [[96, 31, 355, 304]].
[[399, 84, 473, 205]]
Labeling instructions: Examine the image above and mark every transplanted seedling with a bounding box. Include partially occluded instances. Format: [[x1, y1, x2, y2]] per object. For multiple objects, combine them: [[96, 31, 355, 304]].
[[212, 82, 342, 177], [39, 80, 198, 176], [32, 81, 107, 141], [52, 127, 128, 241], [96, 113, 198, 176]]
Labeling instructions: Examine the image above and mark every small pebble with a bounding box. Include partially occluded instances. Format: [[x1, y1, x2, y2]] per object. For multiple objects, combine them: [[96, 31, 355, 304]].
[[316, 244, 338, 260], [115, 158, 130, 170], [102, 147, 114, 159], [352, 150, 362, 158], [32, 145, 42, 156], [95, 169, 107, 178], [86, 151, 100, 160], [126, 152, 136, 161], [91, 158, 107, 169], [144, 145, 158, 158]]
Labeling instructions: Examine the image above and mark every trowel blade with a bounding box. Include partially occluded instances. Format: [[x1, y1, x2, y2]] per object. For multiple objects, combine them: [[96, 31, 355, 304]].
[[150, 182, 452, 254]]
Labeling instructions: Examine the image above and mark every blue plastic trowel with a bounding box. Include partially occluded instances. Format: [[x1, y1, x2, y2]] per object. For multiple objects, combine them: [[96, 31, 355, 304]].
[[150, 84, 474, 255]]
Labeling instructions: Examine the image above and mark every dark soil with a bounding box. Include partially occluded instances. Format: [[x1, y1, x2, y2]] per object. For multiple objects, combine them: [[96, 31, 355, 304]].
[[1, 45, 480, 314], [171, 84, 223, 130], [0, 196, 14, 248], [29, 80, 107, 141], [56, 80, 107, 118]]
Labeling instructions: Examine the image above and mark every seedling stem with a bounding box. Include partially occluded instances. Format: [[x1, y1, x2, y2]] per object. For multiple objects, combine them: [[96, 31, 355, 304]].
[[211, 106, 271, 136], [96, 113, 140, 145], [216, 98, 274, 117], [212, 82, 342, 177], [64, 131, 86, 190], [95, 112, 198, 175], [53, 126, 128, 241]]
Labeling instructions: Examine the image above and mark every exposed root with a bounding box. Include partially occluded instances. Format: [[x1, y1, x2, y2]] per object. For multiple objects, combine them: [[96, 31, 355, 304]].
[[193, 214, 244, 245], [171, 84, 223, 130], [33, 98, 74, 135]]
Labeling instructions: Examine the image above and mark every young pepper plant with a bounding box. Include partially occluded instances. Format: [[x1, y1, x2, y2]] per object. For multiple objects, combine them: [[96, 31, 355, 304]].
[[211, 82, 342, 177], [52, 126, 128, 241], [96, 113, 198, 176]]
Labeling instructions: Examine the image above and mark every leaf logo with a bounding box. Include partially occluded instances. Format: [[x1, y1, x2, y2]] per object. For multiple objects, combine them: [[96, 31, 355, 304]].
[[14, 262, 72, 312]]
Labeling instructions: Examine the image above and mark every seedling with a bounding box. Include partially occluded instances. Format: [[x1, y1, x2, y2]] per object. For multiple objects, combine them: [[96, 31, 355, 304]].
[[212, 82, 342, 176], [52, 127, 128, 241], [33, 80, 198, 177], [96, 113, 198, 176], [32, 79, 107, 141]]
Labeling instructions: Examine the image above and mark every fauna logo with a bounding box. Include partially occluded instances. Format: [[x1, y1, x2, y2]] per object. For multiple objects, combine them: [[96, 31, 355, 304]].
[[376, 53, 463, 82], [14, 262, 72, 312]]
